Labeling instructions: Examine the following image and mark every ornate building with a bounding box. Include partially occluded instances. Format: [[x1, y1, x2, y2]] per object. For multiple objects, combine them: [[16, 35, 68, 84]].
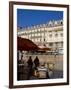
[[18, 20, 63, 50]]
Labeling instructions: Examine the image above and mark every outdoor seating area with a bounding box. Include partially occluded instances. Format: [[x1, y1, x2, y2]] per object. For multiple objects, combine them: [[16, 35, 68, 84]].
[[17, 56, 52, 80], [17, 55, 63, 80], [17, 37, 63, 80]]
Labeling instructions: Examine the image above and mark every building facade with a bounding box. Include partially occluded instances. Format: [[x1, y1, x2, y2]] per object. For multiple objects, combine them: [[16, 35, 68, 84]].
[[18, 20, 63, 50]]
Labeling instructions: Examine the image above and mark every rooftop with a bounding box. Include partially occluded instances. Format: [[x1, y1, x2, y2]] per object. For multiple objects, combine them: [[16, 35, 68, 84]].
[[17, 20, 63, 32]]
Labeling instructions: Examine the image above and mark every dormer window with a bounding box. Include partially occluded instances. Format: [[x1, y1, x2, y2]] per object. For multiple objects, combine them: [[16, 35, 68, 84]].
[[61, 21, 63, 24]]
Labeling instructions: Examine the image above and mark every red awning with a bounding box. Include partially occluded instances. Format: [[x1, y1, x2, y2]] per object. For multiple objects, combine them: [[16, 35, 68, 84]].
[[17, 37, 39, 51], [17, 37, 51, 52]]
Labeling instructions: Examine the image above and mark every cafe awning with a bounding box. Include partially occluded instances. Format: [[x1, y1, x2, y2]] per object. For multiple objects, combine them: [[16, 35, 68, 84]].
[[17, 37, 39, 51], [17, 37, 51, 52]]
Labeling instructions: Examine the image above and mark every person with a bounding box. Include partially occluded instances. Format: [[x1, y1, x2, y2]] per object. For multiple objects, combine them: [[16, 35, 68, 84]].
[[34, 56, 40, 70], [27, 56, 33, 79]]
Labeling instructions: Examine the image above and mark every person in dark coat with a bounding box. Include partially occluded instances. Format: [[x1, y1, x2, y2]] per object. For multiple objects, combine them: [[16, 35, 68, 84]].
[[27, 56, 33, 79], [27, 56, 33, 68], [34, 56, 40, 70]]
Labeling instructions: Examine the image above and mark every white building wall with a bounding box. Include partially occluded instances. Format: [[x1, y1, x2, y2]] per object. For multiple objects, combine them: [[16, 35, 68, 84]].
[[17, 20, 63, 50]]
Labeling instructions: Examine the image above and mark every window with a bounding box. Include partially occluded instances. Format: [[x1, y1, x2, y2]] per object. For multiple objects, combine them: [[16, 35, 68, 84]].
[[55, 33, 58, 37], [44, 38, 45, 41], [49, 34, 52, 37], [60, 33, 63, 37], [55, 42, 58, 47], [49, 43, 53, 46], [48, 31, 52, 33], [61, 42, 63, 47]]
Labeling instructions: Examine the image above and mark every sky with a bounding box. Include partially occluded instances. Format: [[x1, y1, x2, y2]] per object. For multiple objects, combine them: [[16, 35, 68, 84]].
[[17, 9, 63, 28]]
